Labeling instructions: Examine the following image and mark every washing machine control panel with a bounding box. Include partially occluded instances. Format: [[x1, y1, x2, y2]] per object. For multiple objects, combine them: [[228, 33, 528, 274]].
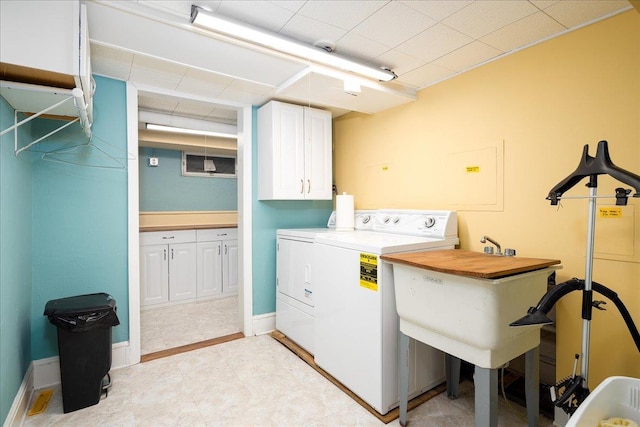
[[373, 210, 457, 238]]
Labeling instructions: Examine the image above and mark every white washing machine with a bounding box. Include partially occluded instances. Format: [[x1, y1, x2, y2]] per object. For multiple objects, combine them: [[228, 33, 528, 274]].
[[314, 210, 459, 415], [275, 211, 375, 354]]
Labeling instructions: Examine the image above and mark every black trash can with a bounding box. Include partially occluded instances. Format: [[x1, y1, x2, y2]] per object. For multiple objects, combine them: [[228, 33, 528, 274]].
[[44, 292, 120, 413]]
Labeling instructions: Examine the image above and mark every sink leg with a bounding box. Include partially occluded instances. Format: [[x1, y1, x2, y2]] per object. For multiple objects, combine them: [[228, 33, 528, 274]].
[[399, 331, 410, 427], [525, 346, 540, 427], [475, 366, 498, 427], [445, 353, 461, 399]]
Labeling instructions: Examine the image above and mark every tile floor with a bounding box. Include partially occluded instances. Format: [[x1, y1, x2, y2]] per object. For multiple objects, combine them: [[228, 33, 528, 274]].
[[22, 334, 554, 426], [141, 296, 240, 355]]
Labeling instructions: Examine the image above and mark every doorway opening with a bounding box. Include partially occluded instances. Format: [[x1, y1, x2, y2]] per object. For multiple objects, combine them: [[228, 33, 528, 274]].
[[126, 83, 253, 365]]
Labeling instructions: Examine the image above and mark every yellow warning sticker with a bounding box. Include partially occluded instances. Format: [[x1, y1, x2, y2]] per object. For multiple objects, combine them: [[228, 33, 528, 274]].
[[599, 207, 623, 218], [466, 166, 480, 173], [360, 253, 378, 291], [28, 389, 53, 416]]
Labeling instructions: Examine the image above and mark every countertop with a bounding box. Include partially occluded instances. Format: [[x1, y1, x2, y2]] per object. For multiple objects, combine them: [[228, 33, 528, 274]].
[[140, 224, 237, 232], [381, 249, 561, 279]]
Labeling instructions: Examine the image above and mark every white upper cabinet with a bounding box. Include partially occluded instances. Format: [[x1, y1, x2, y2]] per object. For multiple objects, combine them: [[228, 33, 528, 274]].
[[0, 0, 93, 117], [258, 100, 332, 200]]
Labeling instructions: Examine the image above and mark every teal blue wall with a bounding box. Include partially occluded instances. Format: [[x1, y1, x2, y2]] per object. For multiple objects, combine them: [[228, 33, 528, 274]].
[[30, 76, 129, 360], [138, 147, 237, 211], [0, 98, 33, 424], [251, 107, 333, 315]]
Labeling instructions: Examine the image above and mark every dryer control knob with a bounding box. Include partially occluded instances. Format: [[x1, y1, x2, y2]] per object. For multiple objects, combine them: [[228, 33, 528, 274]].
[[424, 217, 436, 228]]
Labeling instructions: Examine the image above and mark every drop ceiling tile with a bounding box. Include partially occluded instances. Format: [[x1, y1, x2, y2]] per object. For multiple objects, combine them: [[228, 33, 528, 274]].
[[139, 1, 193, 18], [277, 71, 415, 114], [175, 68, 233, 98], [375, 49, 425, 77], [129, 55, 188, 90], [480, 11, 566, 52], [269, 0, 305, 13], [206, 107, 239, 123], [216, 0, 294, 33], [541, 0, 631, 28], [529, 1, 561, 9], [432, 40, 503, 73], [279, 14, 347, 46], [399, 62, 455, 88], [352, 1, 437, 48], [396, 23, 472, 63], [297, 1, 387, 31], [400, 0, 473, 21], [217, 79, 275, 104], [89, 44, 134, 81], [172, 101, 217, 119], [138, 94, 180, 114], [443, 0, 539, 39], [334, 32, 392, 63]]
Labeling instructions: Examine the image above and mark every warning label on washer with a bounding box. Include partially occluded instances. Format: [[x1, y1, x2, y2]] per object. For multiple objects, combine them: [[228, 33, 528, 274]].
[[360, 253, 378, 291]]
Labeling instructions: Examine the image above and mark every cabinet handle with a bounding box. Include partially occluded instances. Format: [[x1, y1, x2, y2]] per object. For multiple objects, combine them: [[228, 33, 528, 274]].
[[307, 179, 311, 193], [218, 246, 221, 255], [225, 245, 228, 255], [163, 249, 167, 260], [300, 179, 304, 194], [162, 236, 175, 240], [218, 233, 227, 236], [171, 248, 174, 259]]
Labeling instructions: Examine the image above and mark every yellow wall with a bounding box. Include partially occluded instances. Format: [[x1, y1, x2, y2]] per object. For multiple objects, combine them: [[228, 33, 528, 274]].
[[334, 10, 640, 388]]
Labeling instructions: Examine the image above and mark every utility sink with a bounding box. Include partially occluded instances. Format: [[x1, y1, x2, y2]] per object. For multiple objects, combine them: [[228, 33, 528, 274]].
[[381, 249, 561, 368]]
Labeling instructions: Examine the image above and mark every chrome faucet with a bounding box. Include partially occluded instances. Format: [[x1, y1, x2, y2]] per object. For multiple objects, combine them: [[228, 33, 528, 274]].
[[480, 235, 502, 255]]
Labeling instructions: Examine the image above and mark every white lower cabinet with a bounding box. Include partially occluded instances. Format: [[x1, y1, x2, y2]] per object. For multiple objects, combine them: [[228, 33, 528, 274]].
[[197, 229, 238, 298], [140, 244, 169, 306], [140, 228, 237, 308]]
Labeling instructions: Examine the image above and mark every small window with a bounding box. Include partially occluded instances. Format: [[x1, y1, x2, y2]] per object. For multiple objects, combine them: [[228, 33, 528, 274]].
[[182, 152, 236, 178]]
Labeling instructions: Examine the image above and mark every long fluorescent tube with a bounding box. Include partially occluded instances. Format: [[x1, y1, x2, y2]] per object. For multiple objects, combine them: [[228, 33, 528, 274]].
[[190, 6, 397, 82], [146, 123, 236, 139]]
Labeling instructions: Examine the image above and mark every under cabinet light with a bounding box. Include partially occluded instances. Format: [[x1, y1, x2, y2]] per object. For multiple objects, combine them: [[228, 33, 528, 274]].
[[145, 123, 236, 139], [190, 5, 397, 83]]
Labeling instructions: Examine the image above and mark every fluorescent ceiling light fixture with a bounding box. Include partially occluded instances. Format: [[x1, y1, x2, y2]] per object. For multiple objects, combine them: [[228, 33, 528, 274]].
[[190, 6, 397, 82], [146, 123, 236, 139]]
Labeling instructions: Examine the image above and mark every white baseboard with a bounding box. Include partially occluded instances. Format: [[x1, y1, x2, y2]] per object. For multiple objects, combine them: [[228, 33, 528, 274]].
[[2, 364, 33, 427], [252, 312, 275, 336], [4, 342, 131, 427]]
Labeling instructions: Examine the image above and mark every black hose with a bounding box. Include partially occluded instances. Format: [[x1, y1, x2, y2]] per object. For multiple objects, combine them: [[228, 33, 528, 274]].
[[528, 278, 640, 352]]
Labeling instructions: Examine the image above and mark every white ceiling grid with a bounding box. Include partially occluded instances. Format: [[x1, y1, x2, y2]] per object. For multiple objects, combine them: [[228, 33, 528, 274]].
[[83, 0, 632, 125]]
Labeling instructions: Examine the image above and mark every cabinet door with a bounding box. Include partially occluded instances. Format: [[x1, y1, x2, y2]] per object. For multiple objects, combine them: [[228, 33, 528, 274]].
[[304, 107, 333, 200], [276, 238, 313, 307], [258, 101, 305, 200], [169, 242, 197, 301], [197, 241, 223, 297], [222, 240, 239, 294], [140, 244, 169, 306]]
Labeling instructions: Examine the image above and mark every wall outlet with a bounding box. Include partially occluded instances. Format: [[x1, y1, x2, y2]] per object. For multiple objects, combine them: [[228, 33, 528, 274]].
[[149, 157, 159, 167]]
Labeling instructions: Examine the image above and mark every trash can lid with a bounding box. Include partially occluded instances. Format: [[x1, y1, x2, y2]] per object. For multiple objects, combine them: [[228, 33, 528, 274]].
[[44, 293, 116, 316]]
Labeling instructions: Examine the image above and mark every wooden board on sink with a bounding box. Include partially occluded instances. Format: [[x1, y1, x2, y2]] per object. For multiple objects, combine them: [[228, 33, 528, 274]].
[[381, 249, 561, 279]]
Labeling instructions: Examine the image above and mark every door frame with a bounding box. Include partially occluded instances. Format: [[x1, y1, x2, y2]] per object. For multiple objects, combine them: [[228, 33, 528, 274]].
[[126, 82, 253, 364]]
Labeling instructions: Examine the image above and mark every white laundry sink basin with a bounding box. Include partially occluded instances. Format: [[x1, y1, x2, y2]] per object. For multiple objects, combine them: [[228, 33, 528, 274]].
[[382, 250, 561, 368]]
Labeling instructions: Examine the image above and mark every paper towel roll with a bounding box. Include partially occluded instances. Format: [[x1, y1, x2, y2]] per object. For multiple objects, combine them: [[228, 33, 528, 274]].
[[336, 193, 355, 231]]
